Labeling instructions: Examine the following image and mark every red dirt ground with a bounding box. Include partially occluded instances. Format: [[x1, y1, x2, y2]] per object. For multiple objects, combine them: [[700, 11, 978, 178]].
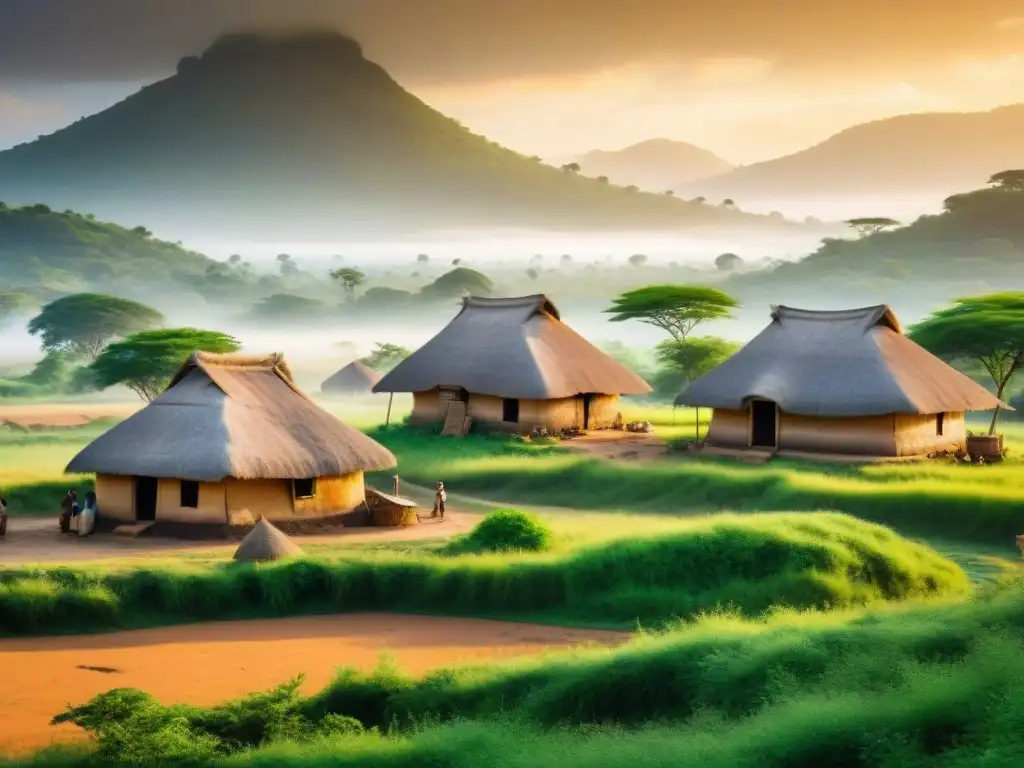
[[0, 614, 630, 755]]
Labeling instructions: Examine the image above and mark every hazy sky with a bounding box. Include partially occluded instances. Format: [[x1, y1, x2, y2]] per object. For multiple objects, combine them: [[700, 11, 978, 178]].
[[1, 0, 1023, 162]]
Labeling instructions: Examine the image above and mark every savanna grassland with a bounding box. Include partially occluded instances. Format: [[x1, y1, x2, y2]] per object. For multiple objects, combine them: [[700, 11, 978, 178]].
[[1, 399, 1022, 767]]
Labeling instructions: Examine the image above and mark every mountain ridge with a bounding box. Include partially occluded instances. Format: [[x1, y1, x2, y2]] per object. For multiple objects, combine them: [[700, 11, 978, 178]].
[[573, 138, 733, 191]]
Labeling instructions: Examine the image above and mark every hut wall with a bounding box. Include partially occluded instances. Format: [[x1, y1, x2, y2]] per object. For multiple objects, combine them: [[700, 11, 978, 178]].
[[778, 413, 897, 455], [409, 389, 442, 425], [894, 412, 965, 455], [469, 394, 621, 433], [225, 478, 295, 523], [292, 472, 366, 517], [467, 394, 505, 425], [94, 474, 135, 521], [705, 409, 749, 446], [156, 479, 228, 524]]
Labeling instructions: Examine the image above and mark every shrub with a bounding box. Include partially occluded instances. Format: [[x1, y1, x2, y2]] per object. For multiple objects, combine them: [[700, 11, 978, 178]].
[[451, 509, 552, 554]]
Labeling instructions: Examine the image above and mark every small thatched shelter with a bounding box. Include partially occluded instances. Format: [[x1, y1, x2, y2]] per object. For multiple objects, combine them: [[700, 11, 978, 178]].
[[676, 304, 1010, 457], [234, 518, 304, 562], [65, 352, 397, 526], [373, 294, 651, 433], [321, 360, 382, 396]]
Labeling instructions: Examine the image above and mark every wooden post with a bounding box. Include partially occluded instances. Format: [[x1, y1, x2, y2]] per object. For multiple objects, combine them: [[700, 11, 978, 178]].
[[385, 392, 394, 426]]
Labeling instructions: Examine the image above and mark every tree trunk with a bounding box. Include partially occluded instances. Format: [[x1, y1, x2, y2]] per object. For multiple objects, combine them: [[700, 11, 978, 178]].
[[988, 382, 1007, 435]]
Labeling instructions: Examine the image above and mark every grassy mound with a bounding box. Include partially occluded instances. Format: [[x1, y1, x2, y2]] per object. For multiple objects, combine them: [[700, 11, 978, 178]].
[[0, 513, 968, 636], [367, 426, 1024, 544], [12, 582, 1024, 767], [447, 509, 552, 554]]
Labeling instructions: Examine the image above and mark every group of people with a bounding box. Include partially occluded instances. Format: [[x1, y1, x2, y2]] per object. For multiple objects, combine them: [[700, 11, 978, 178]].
[[59, 488, 98, 537]]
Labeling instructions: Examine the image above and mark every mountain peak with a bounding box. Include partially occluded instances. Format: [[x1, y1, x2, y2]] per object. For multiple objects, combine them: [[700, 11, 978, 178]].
[[177, 30, 366, 75]]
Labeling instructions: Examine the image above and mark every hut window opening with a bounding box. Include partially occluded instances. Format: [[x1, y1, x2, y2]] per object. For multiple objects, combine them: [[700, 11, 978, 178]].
[[502, 398, 520, 423], [293, 478, 317, 499], [180, 480, 200, 509], [936, 412, 945, 436]]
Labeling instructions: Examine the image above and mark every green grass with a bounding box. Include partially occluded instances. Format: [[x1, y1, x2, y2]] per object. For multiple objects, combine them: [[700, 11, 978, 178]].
[[0, 513, 968, 636], [7, 581, 1024, 767]]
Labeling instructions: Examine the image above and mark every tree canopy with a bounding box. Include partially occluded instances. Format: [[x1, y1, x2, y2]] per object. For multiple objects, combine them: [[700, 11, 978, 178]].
[[844, 217, 901, 237], [360, 342, 411, 372], [90, 328, 241, 401], [653, 336, 741, 399], [329, 267, 366, 301], [908, 292, 1024, 434], [988, 169, 1024, 192], [419, 268, 494, 301], [714, 253, 744, 272], [27, 293, 164, 358], [250, 293, 329, 321], [605, 285, 737, 342]]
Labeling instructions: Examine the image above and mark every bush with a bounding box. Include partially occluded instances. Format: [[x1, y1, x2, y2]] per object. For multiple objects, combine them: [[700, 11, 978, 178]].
[[450, 509, 552, 554]]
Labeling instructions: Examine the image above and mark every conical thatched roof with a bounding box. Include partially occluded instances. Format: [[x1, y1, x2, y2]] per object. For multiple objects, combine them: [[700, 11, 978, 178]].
[[676, 305, 1010, 417], [374, 294, 651, 399], [66, 351, 397, 481], [234, 518, 303, 562], [321, 360, 382, 394]]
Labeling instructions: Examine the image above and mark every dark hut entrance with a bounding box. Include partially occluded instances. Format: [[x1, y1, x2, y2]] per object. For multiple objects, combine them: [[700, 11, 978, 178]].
[[134, 476, 158, 521], [750, 400, 778, 448], [581, 394, 594, 429]]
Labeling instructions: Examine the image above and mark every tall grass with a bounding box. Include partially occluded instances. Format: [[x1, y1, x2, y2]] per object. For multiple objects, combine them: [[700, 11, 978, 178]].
[[366, 426, 1024, 544], [0, 513, 968, 636], [8, 582, 1023, 767]]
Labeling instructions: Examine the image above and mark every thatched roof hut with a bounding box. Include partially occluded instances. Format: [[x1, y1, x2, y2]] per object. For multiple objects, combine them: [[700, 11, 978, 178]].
[[321, 360, 382, 395], [676, 304, 1009, 457], [234, 518, 303, 562], [374, 295, 651, 433], [66, 352, 397, 527]]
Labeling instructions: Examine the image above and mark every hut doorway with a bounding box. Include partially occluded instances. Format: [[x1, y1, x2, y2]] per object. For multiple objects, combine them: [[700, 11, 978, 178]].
[[582, 394, 594, 429], [134, 476, 158, 521], [750, 400, 778, 448]]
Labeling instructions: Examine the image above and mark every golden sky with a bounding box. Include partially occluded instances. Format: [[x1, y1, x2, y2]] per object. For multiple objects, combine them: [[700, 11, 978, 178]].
[[1, 0, 1022, 160]]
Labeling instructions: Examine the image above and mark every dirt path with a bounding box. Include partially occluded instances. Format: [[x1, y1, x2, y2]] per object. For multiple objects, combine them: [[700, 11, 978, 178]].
[[563, 431, 669, 462], [0, 510, 481, 565], [0, 402, 142, 428], [0, 614, 629, 755]]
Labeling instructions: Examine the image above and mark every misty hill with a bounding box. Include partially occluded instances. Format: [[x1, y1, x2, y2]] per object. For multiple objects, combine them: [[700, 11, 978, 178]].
[[727, 178, 1024, 311], [0, 32, 789, 241], [0, 203, 221, 298], [573, 139, 733, 192], [679, 105, 1024, 207]]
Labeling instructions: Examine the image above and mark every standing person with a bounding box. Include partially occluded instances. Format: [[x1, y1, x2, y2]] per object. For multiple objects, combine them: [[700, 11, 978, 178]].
[[59, 489, 77, 533], [78, 491, 98, 537], [433, 481, 446, 521]]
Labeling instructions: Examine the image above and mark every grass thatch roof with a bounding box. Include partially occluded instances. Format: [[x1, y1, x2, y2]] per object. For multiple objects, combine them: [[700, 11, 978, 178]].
[[234, 518, 303, 562], [321, 360, 381, 394], [374, 294, 651, 399], [676, 305, 1009, 417], [66, 351, 397, 481]]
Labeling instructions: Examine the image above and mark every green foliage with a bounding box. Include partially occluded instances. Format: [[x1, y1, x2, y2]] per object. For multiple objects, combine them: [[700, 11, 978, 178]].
[[419, 268, 494, 301], [330, 268, 366, 302], [358, 287, 414, 309], [89, 328, 242, 401], [605, 285, 738, 341], [844, 217, 901, 237], [714, 253, 743, 271], [19, 351, 74, 390], [909, 293, 1024, 433], [653, 336, 741, 398], [0, 512, 965, 636], [27, 293, 164, 358], [0, 290, 40, 327], [359, 343, 411, 372], [449, 509, 552, 554], [249, 294, 330, 322]]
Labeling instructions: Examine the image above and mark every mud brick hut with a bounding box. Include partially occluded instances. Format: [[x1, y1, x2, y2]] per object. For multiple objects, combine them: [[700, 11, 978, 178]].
[[675, 304, 1008, 457], [373, 294, 651, 434], [65, 352, 396, 528], [321, 360, 382, 396]]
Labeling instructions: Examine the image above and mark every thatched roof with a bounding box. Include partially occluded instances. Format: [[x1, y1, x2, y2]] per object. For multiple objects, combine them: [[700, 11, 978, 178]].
[[373, 295, 651, 399], [66, 351, 397, 481], [234, 518, 303, 562], [675, 305, 1010, 417], [321, 360, 381, 394]]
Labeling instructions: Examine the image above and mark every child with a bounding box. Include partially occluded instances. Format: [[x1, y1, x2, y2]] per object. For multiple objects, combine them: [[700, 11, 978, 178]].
[[433, 481, 447, 520]]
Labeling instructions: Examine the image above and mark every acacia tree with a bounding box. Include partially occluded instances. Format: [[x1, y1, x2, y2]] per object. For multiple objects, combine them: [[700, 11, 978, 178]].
[[988, 169, 1024, 192], [844, 217, 901, 238], [90, 328, 241, 401], [28, 294, 164, 358], [908, 292, 1024, 434], [605, 285, 737, 342], [330, 267, 366, 302], [360, 342, 411, 372]]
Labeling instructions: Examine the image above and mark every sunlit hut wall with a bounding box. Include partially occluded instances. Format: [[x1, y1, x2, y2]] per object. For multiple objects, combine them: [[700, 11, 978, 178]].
[[675, 305, 1007, 457], [374, 294, 652, 433], [67, 352, 396, 527]]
